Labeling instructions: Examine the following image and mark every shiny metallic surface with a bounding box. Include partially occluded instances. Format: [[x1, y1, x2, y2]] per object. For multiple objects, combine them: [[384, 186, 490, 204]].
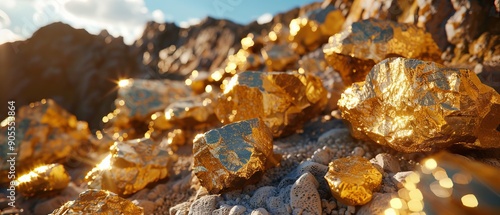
[[215, 71, 328, 137], [323, 19, 442, 85], [339, 57, 500, 152], [193, 118, 277, 193], [324, 156, 382, 206]]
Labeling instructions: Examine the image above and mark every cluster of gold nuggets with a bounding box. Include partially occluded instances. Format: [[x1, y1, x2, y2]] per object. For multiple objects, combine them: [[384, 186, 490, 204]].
[[1, 2, 499, 214]]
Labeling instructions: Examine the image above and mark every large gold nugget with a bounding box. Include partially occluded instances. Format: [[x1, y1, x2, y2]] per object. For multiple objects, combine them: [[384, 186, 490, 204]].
[[193, 118, 275, 193], [323, 19, 442, 85], [388, 152, 500, 215], [16, 164, 70, 197], [216, 71, 327, 137], [324, 156, 382, 206], [0, 99, 89, 183], [51, 189, 144, 215], [85, 138, 176, 195], [339, 57, 500, 152]]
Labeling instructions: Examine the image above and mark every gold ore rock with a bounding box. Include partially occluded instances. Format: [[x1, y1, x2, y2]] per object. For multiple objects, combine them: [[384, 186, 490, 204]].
[[323, 19, 442, 85], [17, 164, 70, 197], [339, 57, 500, 152], [324, 156, 382, 206], [85, 138, 176, 195], [51, 189, 144, 215], [216, 71, 327, 137], [193, 118, 277, 193], [0, 99, 89, 183], [387, 152, 500, 215]]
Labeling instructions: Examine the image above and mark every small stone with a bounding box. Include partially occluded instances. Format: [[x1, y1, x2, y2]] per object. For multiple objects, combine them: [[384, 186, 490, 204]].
[[357, 192, 396, 215], [216, 71, 327, 137], [351, 147, 365, 157], [338, 57, 500, 152], [85, 138, 176, 195], [229, 205, 247, 215], [193, 118, 278, 193], [323, 19, 442, 85], [290, 172, 322, 215], [251, 208, 269, 215], [16, 164, 70, 197], [391, 171, 413, 189], [370, 153, 401, 173], [188, 195, 220, 215], [250, 186, 277, 208], [51, 189, 143, 214], [170, 202, 190, 215], [324, 156, 383, 206]]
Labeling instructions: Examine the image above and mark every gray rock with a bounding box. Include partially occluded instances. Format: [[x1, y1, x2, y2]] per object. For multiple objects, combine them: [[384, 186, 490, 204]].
[[370, 153, 401, 173], [188, 195, 220, 215], [170, 202, 190, 215], [250, 186, 277, 208], [290, 173, 322, 215], [228, 205, 246, 215], [250, 208, 269, 215]]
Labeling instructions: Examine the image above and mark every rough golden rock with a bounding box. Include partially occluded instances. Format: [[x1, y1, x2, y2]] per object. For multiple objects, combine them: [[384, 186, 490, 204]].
[[323, 19, 442, 85], [16, 164, 70, 197], [215, 71, 328, 137], [51, 189, 144, 215], [261, 44, 299, 71], [324, 156, 382, 206], [299, 49, 345, 111], [387, 152, 500, 215], [193, 118, 278, 193], [0, 99, 90, 183], [165, 92, 219, 129], [112, 78, 191, 122], [339, 57, 500, 152], [289, 4, 345, 54], [85, 138, 176, 195]]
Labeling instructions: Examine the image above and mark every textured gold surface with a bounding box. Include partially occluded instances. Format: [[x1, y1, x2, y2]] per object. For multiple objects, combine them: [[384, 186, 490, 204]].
[[299, 50, 345, 111], [215, 71, 327, 137], [193, 118, 277, 193], [16, 164, 70, 197], [323, 19, 442, 85], [388, 152, 500, 215], [0, 99, 89, 183], [85, 138, 176, 195], [339, 57, 500, 152], [164, 92, 219, 129], [51, 189, 144, 215], [289, 5, 344, 54], [109, 79, 191, 132], [324, 156, 382, 206]]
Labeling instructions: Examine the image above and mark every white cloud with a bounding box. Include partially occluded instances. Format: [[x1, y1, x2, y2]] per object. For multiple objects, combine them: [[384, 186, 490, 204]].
[[179, 18, 201, 28], [0, 0, 168, 45], [256, 13, 273, 25], [152, 9, 165, 23], [0, 28, 23, 44]]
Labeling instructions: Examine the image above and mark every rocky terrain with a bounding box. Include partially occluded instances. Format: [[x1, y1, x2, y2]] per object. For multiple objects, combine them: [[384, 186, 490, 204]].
[[0, 0, 499, 215]]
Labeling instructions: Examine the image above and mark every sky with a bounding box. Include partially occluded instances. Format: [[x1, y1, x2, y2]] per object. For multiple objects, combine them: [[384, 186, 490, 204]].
[[0, 0, 319, 45]]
